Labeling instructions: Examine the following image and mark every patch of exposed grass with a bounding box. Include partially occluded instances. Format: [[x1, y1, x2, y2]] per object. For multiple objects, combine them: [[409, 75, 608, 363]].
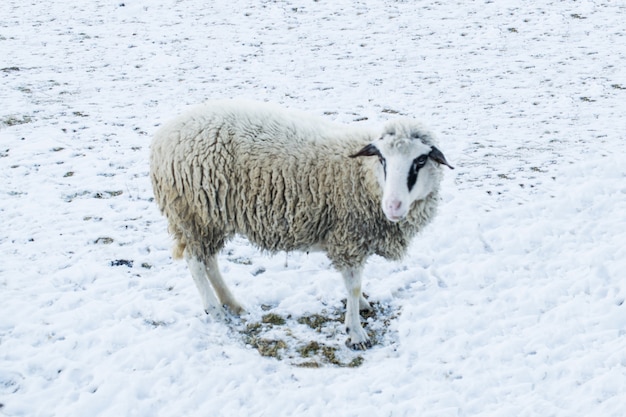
[[297, 313, 336, 331], [296, 341, 364, 368], [245, 322, 263, 335], [236, 301, 398, 368], [262, 313, 286, 326], [2, 115, 33, 126], [247, 338, 288, 359]]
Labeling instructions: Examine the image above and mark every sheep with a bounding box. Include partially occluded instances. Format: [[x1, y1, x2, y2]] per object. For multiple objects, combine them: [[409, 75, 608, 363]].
[[150, 99, 453, 350]]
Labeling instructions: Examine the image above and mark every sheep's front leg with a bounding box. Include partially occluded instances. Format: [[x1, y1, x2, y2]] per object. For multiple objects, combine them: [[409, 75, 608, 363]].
[[341, 267, 372, 350]]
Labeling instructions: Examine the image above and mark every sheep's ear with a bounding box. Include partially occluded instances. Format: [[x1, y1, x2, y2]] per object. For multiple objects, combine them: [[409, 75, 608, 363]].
[[429, 146, 454, 169], [349, 143, 380, 158]]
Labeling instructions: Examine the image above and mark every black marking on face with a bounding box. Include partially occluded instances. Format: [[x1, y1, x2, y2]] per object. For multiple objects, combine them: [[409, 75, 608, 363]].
[[407, 154, 428, 191], [378, 154, 387, 178]]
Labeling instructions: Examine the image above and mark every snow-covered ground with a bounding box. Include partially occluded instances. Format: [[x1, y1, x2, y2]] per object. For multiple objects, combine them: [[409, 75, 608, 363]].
[[1, 0, 625, 415]]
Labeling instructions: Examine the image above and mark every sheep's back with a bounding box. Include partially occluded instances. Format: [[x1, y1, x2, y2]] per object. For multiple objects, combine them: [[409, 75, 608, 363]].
[[151, 100, 372, 255]]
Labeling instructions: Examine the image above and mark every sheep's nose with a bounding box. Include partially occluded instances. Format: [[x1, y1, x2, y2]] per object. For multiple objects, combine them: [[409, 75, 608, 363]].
[[384, 199, 406, 222], [388, 200, 402, 211]]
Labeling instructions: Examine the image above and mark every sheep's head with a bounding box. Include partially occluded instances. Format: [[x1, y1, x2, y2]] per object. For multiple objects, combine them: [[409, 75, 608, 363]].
[[350, 120, 453, 222]]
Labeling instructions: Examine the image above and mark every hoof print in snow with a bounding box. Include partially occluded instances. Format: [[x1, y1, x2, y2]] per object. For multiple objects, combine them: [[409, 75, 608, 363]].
[[251, 266, 266, 276], [94, 237, 114, 244], [228, 256, 252, 265], [110, 259, 133, 267], [94, 190, 123, 199]]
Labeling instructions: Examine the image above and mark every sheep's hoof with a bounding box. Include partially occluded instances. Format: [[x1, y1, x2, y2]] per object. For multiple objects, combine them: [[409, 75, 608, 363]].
[[346, 338, 372, 351], [225, 303, 245, 316], [345, 325, 372, 350]]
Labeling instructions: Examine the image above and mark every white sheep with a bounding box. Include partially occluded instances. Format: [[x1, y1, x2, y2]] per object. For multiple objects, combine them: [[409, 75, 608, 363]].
[[150, 99, 453, 349]]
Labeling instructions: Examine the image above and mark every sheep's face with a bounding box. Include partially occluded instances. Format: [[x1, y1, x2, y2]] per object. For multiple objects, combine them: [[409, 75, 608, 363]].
[[350, 122, 453, 222]]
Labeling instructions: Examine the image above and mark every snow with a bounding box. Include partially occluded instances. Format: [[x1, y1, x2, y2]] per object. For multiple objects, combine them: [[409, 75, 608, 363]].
[[1, 0, 625, 415]]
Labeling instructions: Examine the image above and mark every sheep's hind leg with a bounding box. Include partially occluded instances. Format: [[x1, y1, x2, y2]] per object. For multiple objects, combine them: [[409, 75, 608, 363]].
[[359, 294, 373, 312], [185, 252, 226, 319], [341, 266, 372, 350], [205, 254, 245, 315]]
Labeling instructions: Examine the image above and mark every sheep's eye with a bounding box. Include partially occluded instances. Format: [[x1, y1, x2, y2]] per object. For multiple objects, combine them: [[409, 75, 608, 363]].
[[408, 155, 428, 191], [414, 155, 428, 168]]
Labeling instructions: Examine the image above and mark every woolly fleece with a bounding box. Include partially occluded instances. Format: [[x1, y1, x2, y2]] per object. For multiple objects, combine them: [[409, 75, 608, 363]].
[[150, 99, 443, 269]]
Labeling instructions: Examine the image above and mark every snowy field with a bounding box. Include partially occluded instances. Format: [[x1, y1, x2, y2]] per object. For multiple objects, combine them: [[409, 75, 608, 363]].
[[1, 0, 625, 415]]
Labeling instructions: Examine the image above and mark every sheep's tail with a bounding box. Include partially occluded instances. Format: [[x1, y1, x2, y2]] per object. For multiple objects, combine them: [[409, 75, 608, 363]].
[[172, 240, 186, 260]]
